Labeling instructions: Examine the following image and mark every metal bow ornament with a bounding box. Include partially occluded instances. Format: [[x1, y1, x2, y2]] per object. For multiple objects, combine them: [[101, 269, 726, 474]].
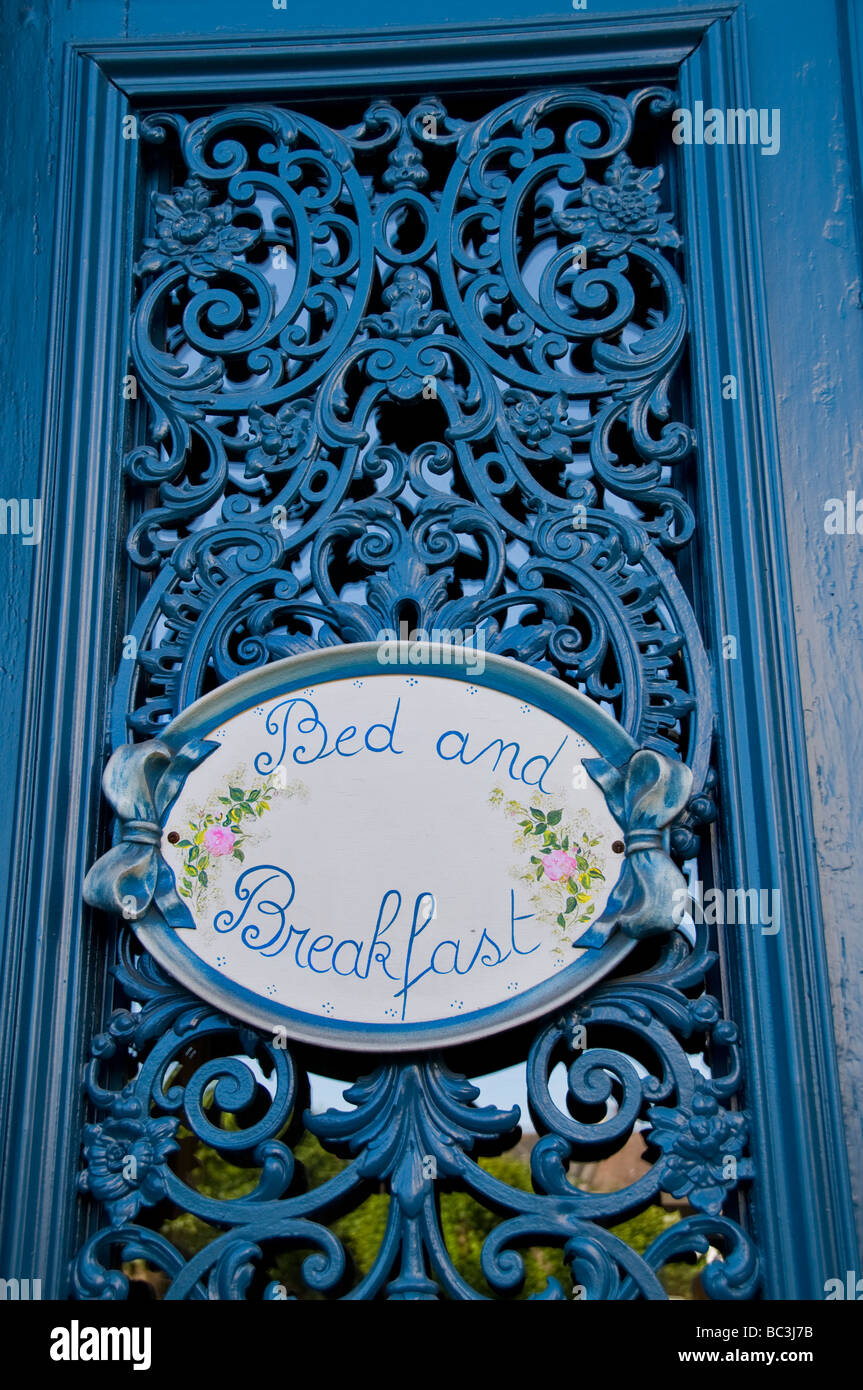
[[83, 739, 217, 930], [578, 748, 692, 949]]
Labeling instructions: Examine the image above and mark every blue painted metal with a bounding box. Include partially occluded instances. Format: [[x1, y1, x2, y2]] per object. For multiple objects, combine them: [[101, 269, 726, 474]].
[[0, 2, 858, 1301], [579, 746, 691, 948], [113, 91, 711, 796], [72, 920, 758, 1300], [72, 72, 760, 1298], [82, 736, 218, 930]]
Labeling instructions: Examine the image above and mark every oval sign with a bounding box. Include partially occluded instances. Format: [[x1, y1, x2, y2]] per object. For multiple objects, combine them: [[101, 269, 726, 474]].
[[110, 646, 644, 1049]]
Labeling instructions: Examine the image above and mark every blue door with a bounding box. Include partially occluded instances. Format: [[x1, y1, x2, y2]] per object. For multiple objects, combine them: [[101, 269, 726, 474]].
[[0, 0, 860, 1302]]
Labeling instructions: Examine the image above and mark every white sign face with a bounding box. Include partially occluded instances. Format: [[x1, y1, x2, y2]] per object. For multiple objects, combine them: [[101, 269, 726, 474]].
[[157, 667, 625, 1046]]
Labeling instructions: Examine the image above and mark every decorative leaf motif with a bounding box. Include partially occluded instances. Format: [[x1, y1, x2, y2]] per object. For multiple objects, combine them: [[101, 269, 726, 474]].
[[169, 770, 302, 913], [491, 789, 608, 942]]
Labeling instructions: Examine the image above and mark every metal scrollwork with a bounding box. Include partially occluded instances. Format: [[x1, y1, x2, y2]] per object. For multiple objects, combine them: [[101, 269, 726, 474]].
[[74, 85, 759, 1299], [73, 925, 758, 1300]]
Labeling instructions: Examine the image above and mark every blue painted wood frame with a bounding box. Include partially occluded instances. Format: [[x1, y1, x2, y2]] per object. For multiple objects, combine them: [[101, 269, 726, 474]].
[[0, 6, 858, 1297]]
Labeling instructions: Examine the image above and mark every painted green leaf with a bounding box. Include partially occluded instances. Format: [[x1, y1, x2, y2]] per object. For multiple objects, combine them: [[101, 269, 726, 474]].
[[531, 808, 545, 820], [177, 839, 192, 848], [576, 855, 589, 871], [565, 896, 578, 913], [229, 787, 244, 801], [557, 913, 566, 928], [247, 789, 260, 801], [232, 848, 245, 862], [199, 871, 208, 887], [547, 809, 562, 824], [576, 892, 591, 903], [580, 872, 592, 888]]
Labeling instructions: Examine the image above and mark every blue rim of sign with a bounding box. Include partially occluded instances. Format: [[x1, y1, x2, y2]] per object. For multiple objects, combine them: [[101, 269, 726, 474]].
[[93, 643, 661, 1050]]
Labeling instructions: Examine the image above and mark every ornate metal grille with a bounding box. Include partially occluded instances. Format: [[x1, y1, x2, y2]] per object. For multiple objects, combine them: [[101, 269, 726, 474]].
[[74, 85, 760, 1300]]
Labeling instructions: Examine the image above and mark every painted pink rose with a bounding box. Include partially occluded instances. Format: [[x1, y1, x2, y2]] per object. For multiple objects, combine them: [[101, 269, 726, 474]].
[[203, 826, 236, 856], [541, 849, 578, 882]]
